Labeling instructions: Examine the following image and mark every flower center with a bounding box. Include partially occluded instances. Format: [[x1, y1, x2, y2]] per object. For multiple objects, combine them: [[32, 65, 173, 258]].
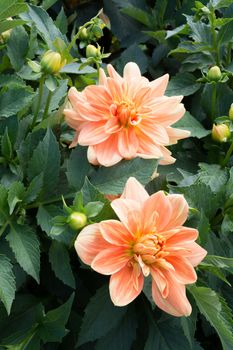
[[110, 101, 142, 127], [133, 233, 165, 265]]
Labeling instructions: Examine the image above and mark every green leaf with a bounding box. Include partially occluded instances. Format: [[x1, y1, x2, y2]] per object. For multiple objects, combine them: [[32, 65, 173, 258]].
[[0, 85, 35, 118], [7, 181, 25, 215], [38, 293, 74, 343], [24, 173, 43, 204], [66, 146, 91, 190], [20, 4, 67, 48], [217, 19, 233, 46], [91, 158, 158, 194], [201, 255, 233, 271], [49, 241, 75, 288], [0, 254, 16, 314], [42, 0, 58, 10], [6, 224, 40, 283], [189, 286, 233, 350], [197, 163, 228, 194], [1, 127, 12, 160], [85, 201, 104, 218], [0, 19, 26, 34], [144, 317, 190, 350], [166, 24, 189, 39], [55, 7, 67, 34], [7, 26, 29, 71], [0, 185, 9, 227], [78, 285, 127, 346], [0, 0, 28, 21], [82, 178, 115, 222], [166, 72, 201, 97], [173, 112, 210, 139], [95, 305, 137, 350], [121, 5, 153, 27], [60, 62, 96, 75], [27, 129, 60, 199]]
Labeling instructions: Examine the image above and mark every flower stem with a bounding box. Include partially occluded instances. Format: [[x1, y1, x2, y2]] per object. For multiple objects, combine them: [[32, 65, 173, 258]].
[[211, 83, 217, 121], [227, 42, 232, 66], [32, 76, 45, 129], [43, 90, 53, 120], [222, 141, 233, 167], [210, 10, 220, 66]]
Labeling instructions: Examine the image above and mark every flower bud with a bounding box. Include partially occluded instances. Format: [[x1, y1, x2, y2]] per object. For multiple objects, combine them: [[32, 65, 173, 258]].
[[78, 27, 88, 40], [86, 44, 100, 58], [229, 104, 233, 120], [67, 212, 87, 230], [212, 124, 231, 143], [92, 25, 103, 39], [41, 50, 66, 74], [207, 66, 222, 82]]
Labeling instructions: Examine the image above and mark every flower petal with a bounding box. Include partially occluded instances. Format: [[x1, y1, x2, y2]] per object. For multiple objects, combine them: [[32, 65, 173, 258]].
[[110, 263, 144, 306], [100, 220, 134, 245], [94, 135, 123, 167], [118, 128, 139, 159], [149, 74, 169, 97], [164, 195, 189, 229], [92, 247, 129, 275], [166, 127, 191, 144], [184, 242, 207, 267], [74, 223, 110, 265], [165, 255, 197, 284], [111, 198, 142, 233], [121, 177, 149, 203], [152, 270, 192, 317], [123, 62, 141, 80], [78, 122, 109, 146]]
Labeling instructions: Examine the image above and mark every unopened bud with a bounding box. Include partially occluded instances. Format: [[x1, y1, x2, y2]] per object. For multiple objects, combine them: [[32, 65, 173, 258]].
[[41, 50, 66, 74], [78, 27, 88, 40], [229, 104, 233, 120], [67, 212, 87, 230], [207, 66, 222, 82], [86, 44, 100, 58], [92, 25, 103, 39], [212, 124, 231, 143]]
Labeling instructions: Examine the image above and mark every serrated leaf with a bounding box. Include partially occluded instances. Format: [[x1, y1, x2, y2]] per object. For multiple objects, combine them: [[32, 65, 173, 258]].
[[27, 129, 60, 199], [91, 158, 158, 194], [0, 254, 16, 314], [144, 316, 190, 350], [173, 112, 210, 139], [7, 181, 25, 215], [78, 285, 127, 346], [189, 286, 233, 350], [6, 224, 40, 283], [166, 72, 201, 97], [24, 173, 43, 204], [82, 178, 115, 221], [49, 240, 75, 288], [66, 146, 90, 191], [1, 127, 12, 159], [0, 85, 35, 118], [38, 293, 74, 343], [20, 4, 67, 48], [7, 26, 29, 71], [95, 305, 137, 350]]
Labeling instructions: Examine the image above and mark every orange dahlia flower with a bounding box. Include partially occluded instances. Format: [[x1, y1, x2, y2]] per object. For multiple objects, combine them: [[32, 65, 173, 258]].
[[75, 177, 207, 317], [64, 62, 190, 167]]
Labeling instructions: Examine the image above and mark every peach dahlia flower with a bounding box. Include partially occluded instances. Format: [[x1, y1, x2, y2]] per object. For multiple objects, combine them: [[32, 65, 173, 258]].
[[75, 177, 207, 317], [64, 62, 190, 167]]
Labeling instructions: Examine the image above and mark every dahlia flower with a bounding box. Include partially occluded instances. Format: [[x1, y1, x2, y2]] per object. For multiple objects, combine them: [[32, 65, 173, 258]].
[[64, 62, 190, 167], [75, 177, 207, 317]]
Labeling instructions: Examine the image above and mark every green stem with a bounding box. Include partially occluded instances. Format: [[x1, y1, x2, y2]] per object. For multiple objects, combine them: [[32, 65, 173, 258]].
[[42, 90, 53, 120], [211, 83, 217, 121], [222, 141, 233, 167], [67, 21, 93, 52], [32, 76, 45, 129], [96, 62, 100, 82], [0, 220, 9, 237]]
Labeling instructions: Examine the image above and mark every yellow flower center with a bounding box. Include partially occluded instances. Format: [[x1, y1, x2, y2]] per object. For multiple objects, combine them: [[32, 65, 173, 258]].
[[110, 100, 142, 127], [133, 233, 165, 265]]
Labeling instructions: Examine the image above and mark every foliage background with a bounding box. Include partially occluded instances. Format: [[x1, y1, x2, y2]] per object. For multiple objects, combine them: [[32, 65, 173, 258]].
[[0, 0, 233, 349]]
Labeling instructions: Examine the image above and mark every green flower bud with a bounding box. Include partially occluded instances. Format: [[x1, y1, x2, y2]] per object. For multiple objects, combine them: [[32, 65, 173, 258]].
[[86, 44, 100, 58], [41, 50, 66, 74], [78, 27, 88, 40], [92, 25, 103, 39], [67, 212, 87, 230], [207, 66, 222, 82], [229, 103, 233, 120], [212, 124, 231, 143]]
